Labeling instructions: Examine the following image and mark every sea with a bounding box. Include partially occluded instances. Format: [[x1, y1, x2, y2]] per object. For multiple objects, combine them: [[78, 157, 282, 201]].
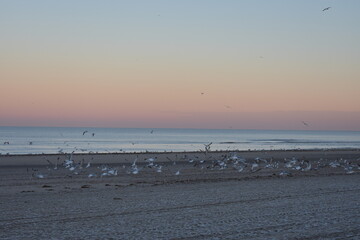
[[0, 126, 360, 155]]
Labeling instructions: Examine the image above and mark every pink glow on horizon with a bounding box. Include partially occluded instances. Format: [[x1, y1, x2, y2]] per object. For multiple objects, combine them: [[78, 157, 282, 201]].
[[1, 1, 360, 130], [2, 73, 360, 130], [1, 109, 360, 131]]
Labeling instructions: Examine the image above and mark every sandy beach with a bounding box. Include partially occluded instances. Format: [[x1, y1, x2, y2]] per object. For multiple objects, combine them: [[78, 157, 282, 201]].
[[1, 150, 360, 239]]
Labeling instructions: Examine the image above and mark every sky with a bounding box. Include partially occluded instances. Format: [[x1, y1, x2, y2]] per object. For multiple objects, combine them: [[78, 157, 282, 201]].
[[1, 0, 360, 131]]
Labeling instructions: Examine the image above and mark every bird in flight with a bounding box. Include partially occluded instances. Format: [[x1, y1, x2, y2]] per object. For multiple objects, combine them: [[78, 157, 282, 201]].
[[83, 130, 88, 135], [322, 7, 331, 11], [302, 121, 309, 127]]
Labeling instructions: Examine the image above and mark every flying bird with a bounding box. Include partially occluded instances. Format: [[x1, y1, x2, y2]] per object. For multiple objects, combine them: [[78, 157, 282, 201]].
[[204, 142, 212, 152], [82, 130, 88, 135], [322, 7, 331, 11], [302, 121, 309, 127]]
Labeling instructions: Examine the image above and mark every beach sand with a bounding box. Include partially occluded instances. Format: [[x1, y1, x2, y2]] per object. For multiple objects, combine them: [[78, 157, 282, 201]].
[[1, 150, 360, 239]]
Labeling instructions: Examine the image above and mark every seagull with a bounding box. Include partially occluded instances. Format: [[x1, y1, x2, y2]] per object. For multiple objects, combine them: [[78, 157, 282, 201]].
[[92, 133, 95, 137], [302, 121, 309, 127], [146, 157, 156, 163], [329, 161, 341, 168], [132, 158, 138, 167], [101, 165, 109, 171], [156, 165, 162, 173], [236, 165, 244, 172], [322, 7, 331, 11], [344, 165, 354, 174], [64, 154, 74, 168], [33, 172, 45, 179], [83, 130, 88, 135], [54, 159, 59, 170], [302, 160, 312, 171], [279, 171, 292, 177], [204, 142, 212, 152], [132, 167, 139, 174], [285, 157, 298, 168], [146, 157, 156, 167], [175, 170, 180, 175], [107, 169, 118, 176], [129, 158, 140, 174], [150, 130, 154, 134], [36, 173, 45, 179], [251, 163, 260, 172]]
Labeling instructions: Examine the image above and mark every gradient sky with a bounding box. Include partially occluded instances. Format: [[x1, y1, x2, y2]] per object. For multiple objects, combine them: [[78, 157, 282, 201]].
[[1, 0, 360, 130]]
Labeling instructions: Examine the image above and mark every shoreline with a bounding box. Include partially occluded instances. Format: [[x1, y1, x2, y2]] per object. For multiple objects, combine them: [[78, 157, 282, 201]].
[[0, 148, 359, 167], [2, 147, 360, 156], [1, 147, 359, 156]]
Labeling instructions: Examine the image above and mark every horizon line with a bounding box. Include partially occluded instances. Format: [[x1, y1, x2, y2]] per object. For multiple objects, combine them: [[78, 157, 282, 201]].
[[1, 125, 359, 133]]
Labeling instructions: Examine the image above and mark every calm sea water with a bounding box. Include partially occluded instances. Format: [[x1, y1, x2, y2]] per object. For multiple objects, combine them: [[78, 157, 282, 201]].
[[0, 126, 360, 155]]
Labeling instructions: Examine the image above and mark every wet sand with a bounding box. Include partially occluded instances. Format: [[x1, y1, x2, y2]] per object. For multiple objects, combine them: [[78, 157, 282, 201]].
[[1, 150, 360, 239]]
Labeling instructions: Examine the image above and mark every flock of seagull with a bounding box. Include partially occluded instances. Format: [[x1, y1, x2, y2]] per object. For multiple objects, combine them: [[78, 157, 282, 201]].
[[31, 148, 359, 180]]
